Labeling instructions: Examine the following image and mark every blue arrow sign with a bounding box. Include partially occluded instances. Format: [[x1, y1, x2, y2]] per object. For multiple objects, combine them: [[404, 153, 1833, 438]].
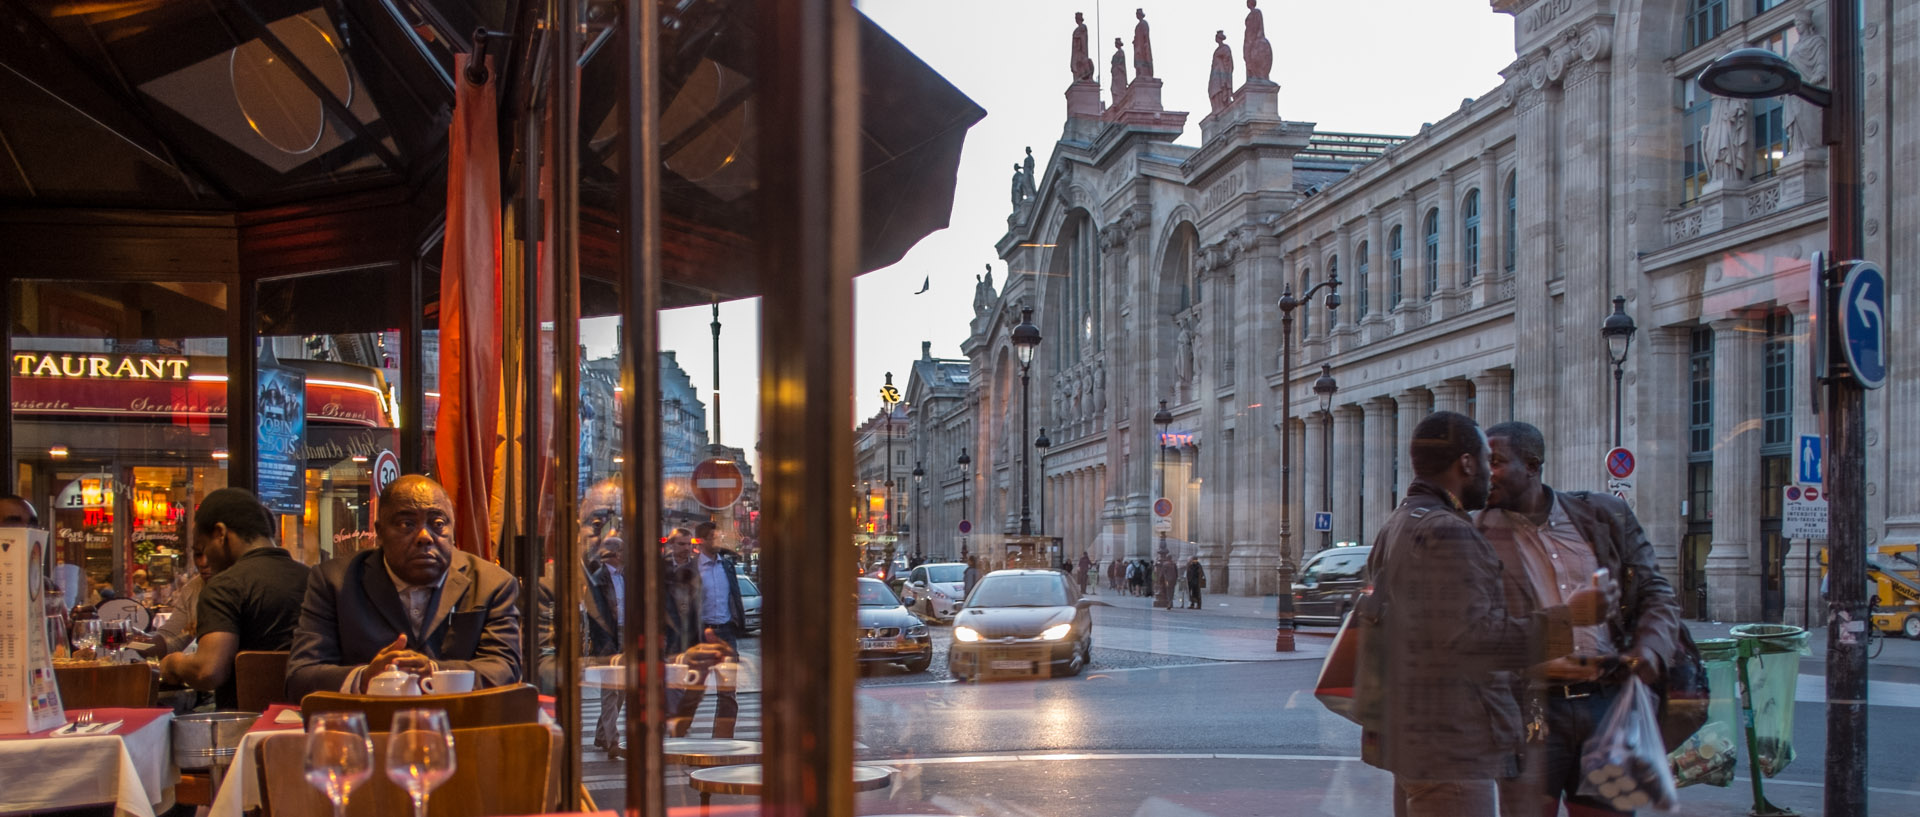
[[1841, 262, 1887, 389]]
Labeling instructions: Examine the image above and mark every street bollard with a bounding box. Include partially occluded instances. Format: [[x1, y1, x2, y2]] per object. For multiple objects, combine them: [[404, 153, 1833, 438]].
[[1275, 563, 1296, 651]]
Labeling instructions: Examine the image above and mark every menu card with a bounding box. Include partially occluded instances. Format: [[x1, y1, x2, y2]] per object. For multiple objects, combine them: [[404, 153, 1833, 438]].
[[0, 528, 64, 734]]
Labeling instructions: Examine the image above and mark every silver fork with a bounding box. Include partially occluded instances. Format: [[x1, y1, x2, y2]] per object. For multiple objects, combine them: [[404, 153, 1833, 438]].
[[71, 711, 94, 733]]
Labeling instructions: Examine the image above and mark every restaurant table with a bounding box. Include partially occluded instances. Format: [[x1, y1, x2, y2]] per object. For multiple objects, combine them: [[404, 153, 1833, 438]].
[[0, 707, 176, 817], [687, 763, 892, 810], [662, 737, 761, 767]]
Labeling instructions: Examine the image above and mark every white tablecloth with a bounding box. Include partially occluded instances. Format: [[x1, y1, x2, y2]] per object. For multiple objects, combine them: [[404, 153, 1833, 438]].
[[0, 709, 176, 817]]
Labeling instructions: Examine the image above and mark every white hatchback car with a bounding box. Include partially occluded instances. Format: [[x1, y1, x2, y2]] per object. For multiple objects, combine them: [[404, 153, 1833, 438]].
[[737, 575, 762, 633], [898, 562, 968, 622]]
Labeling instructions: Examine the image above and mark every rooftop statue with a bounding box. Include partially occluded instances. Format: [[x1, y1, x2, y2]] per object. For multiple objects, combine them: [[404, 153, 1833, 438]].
[[1023, 147, 1037, 195], [1702, 96, 1750, 184], [1070, 12, 1094, 82], [1133, 9, 1154, 80], [1244, 0, 1273, 82], [1785, 7, 1828, 156], [1110, 37, 1128, 98], [1208, 30, 1234, 113]]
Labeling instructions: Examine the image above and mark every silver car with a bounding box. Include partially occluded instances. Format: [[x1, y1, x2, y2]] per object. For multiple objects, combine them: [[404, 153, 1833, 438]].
[[737, 575, 762, 633], [899, 562, 968, 622]]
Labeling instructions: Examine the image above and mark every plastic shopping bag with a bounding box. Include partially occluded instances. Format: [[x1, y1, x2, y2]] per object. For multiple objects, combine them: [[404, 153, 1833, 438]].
[[1577, 677, 1679, 812]]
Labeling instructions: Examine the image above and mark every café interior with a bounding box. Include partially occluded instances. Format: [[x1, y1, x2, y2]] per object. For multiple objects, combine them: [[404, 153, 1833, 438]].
[[1, 0, 983, 814]]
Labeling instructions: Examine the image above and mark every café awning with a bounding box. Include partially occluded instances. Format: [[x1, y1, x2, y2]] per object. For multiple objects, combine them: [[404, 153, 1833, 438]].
[[0, 0, 984, 307]]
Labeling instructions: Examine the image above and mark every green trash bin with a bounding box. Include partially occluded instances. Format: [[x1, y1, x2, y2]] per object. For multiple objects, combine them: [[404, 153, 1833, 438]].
[[1729, 623, 1809, 778], [1670, 637, 1740, 787]]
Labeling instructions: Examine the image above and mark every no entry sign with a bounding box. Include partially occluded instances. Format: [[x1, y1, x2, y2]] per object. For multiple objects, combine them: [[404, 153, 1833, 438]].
[[692, 458, 746, 510]]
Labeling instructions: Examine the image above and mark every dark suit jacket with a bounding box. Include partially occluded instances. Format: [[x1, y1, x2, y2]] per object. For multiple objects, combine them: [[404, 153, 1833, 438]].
[[1363, 480, 1573, 780], [286, 549, 523, 701], [1479, 486, 1685, 677]]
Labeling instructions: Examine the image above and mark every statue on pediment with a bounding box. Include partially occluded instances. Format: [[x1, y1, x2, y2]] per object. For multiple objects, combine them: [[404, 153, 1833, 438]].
[[1702, 96, 1749, 184], [1133, 9, 1154, 80], [973, 264, 997, 317], [1070, 12, 1094, 82], [1110, 38, 1129, 98], [1023, 147, 1037, 197], [1244, 0, 1273, 82], [1785, 8, 1828, 157], [1208, 31, 1234, 113]]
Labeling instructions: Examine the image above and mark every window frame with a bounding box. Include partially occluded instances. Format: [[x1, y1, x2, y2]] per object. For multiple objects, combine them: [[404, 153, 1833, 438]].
[[1461, 189, 1481, 283]]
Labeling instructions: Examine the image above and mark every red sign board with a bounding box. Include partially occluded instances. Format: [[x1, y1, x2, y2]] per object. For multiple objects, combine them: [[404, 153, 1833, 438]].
[[692, 458, 746, 510]]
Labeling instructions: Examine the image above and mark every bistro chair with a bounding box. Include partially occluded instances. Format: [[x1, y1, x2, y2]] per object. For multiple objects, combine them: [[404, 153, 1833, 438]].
[[54, 661, 157, 709], [298, 683, 540, 729], [258, 723, 553, 817], [235, 650, 293, 712]]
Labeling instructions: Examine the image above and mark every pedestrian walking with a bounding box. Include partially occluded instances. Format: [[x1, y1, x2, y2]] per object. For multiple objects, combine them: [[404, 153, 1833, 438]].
[[1361, 411, 1616, 817], [1479, 421, 1688, 817], [963, 556, 981, 596], [1125, 559, 1142, 596], [1184, 556, 1205, 609], [1077, 552, 1094, 594], [1108, 558, 1121, 591], [1153, 551, 1176, 609]]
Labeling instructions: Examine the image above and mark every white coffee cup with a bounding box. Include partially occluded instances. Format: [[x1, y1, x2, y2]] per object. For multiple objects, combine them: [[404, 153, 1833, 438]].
[[714, 661, 740, 690], [666, 662, 702, 689], [424, 669, 476, 694]]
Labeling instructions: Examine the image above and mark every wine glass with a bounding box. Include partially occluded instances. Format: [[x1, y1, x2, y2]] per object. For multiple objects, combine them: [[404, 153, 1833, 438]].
[[303, 712, 374, 817], [386, 709, 455, 817], [70, 619, 101, 656]]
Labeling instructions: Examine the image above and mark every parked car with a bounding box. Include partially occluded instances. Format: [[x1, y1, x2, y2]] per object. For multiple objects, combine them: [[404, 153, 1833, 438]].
[[855, 577, 932, 673], [899, 562, 968, 622], [948, 569, 1092, 681], [1290, 544, 1373, 626], [737, 575, 762, 633]]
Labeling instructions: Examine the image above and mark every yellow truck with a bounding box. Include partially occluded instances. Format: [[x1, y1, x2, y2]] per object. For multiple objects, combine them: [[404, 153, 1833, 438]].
[[1819, 545, 1920, 639]]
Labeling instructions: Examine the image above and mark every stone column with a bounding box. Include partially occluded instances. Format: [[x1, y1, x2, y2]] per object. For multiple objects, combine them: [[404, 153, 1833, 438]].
[[1708, 314, 1763, 621], [1363, 398, 1397, 544], [1282, 416, 1306, 569], [1333, 222, 1354, 343], [1637, 329, 1690, 578], [1302, 410, 1327, 558], [1231, 227, 1285, 594], [1508, 55, 1560, 453], [1435, 168, 1456, 304], [1397, 194, 1419, 324], [1472, 368, 1514, 427], [1433, 379, 1472, 417], [1396, 388, 1434, 497], [1475, 148, 1501, 306], [1364, 211, 1387, 337], [1553, 39, 1614, 490], [1332, 405, 1363, 547]]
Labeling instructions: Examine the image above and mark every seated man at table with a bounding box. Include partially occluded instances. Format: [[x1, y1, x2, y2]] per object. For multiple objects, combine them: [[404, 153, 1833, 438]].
[[157, 489, 312, 708], [286, 474, 522, 700]]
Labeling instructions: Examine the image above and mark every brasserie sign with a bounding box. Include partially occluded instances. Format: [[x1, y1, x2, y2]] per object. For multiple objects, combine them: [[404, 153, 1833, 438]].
[[12, 352, 191, 380]]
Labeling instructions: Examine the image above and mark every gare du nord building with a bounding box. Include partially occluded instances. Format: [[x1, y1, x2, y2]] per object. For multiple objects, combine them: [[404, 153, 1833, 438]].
[[935, 0, 1918, 623]]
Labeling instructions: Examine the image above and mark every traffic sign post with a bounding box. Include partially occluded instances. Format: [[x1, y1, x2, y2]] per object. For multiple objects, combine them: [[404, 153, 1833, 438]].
[[691, 457, 746, 510], [1782, 485, 1829, 541], [1312, 512, 1332, 533], [1604, 447, 1635, 503], [1152, 497, 1172, 518], [1839, 262, 1887, 389]]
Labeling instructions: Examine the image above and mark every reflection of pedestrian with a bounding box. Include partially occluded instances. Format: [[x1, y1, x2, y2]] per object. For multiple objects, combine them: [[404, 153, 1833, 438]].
[[1126, 560, 1142, 595], [1078, 553, 1095, 595], [1154, 552, 1176, 609], [1185, 557, 1205, 609], [963, 557, 981, 597], [1108, 558, 1121, 591]]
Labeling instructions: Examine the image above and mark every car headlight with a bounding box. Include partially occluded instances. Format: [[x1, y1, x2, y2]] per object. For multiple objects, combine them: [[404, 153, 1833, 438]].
[[1041, 623, 1072, 641], [906, 623, 929, 637], [953, 626, 981, 642]]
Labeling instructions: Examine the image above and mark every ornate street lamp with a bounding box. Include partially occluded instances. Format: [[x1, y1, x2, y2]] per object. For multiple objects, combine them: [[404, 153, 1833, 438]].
[[1153, 398, 1173, 563], [1034, 428, 1051, 536], [1701, 11, 1869, 812], [1012, 305, 1042, 536], [881, 372, 901, 537], [1312, 363, 1339, 553], [912, 461, 926, 559], [1274, 273, 1339, 651], [957, 447, 971, 561], [1600, 295, 1637, 449]]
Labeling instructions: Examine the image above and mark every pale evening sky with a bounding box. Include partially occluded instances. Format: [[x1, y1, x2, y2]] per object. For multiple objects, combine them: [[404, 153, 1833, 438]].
[[626, 0, 1518, 471]]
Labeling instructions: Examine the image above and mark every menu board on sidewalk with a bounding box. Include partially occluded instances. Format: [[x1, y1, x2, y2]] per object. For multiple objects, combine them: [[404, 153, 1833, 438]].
[[0, 528, 65, 734]]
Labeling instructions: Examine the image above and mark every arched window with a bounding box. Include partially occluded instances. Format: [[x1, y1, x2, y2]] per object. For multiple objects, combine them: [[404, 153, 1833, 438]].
[[1388, 227, 1404, 309], [1423, 208, 1439, 299], [1326, 255, 1339, 328], [1355, 241, 1370, 318], [1462, 190, 1481, 283], [1504, 171, 1517, 275], [1053, 215, 1101, 369]]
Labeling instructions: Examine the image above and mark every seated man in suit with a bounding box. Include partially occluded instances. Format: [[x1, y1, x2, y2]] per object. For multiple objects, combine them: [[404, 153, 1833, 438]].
[[287, 475, 522, 699]]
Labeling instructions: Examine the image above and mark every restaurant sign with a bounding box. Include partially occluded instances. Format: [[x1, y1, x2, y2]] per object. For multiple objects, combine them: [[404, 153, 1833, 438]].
[[12, 352, 191, 380]]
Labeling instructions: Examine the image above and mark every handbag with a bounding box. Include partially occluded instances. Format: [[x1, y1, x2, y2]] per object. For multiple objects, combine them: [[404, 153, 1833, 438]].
[[1313, 598, 1366, 723], [1653, 625, 1710, 752]]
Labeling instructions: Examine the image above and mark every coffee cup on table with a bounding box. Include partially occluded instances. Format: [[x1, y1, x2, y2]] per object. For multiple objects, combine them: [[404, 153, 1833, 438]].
[[424, 669, 476, 694]]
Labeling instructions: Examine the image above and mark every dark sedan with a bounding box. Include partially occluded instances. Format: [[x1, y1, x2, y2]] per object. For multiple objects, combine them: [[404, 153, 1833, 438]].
[[856, 577, 932, 673], [948, 569, 1092, 681], [1290, 544, 1373, 626]]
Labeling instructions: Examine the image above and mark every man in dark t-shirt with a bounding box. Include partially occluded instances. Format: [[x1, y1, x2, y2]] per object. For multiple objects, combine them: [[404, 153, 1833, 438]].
[[159, 489, 311, 708]]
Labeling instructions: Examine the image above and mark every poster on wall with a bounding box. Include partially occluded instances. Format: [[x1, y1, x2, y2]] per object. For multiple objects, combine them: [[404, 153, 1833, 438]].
[[0, 528, 65, 734], [256, 347, 307, 516]]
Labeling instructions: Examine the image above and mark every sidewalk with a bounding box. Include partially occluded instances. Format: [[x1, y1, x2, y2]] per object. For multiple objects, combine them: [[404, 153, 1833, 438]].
[[1085, 588, 1331, 663], [1086, 586, 1305, 623]]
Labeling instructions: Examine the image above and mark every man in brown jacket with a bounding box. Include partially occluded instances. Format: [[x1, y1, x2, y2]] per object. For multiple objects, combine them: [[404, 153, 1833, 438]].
[[1479, 421, 1685, 817]]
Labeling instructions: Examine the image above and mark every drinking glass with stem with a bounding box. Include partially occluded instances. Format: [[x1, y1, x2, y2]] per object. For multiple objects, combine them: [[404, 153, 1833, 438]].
[[386, 708, 455, 817], [303, 712, 373, 817], [70, 619, 101, 656]]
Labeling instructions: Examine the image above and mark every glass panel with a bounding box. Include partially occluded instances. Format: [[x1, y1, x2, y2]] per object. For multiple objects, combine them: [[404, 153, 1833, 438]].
[[9, 279, 230, 604]]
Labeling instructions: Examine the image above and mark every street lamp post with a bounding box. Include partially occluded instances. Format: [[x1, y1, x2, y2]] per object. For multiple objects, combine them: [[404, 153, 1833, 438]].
[[882, 373, 900, 537], [1012, 306, 1042, 537], [1700, 8, 1865, 814], [957, 448, 971, 561], [1313, 365, 1339, 553], [1601, 295, 1637, 449], [912, 462, 925, 560], [1154, 399, 1173, 560], [1034, 428, 1051, 536], [1275, 274, 1340, 651]]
